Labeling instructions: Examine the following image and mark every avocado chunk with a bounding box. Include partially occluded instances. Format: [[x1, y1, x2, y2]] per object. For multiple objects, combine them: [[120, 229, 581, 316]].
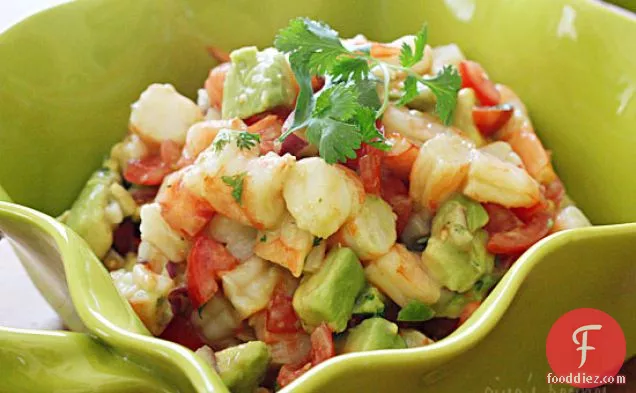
[[452, 88, 486, 147], [293, 247, 366, 333], [215, 341, 270, 393], [222, 46, 296, 120], [397, 300, 436, 322], [64, 165, 120, 258], [341, 317, 406, 353], [422, 195, 494, 292], [433, 272, 501, 318], [352, 285, 386, 316]]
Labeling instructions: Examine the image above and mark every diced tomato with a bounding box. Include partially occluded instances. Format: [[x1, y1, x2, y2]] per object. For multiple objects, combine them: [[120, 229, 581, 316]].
[[458, 60, 500, 106], [487, 212, 552, 255], [266, 286, 302, 334], [157, 179, 215, 238], [458, 301, 481, 326], [359, 146, 383, 195], [472, 104, 514, 136], [159, 315, 205, 351], [129, 187, 159, 205], [277, 363, 313, 388], [113, 219, 141, 255], [511, 198, 550, 223], [160, 140, 182, 166], [243, 107, 293, 126], [124, 155, 172, 186], [381, 175, 413, 236], [186, 235, 238, 308], [483, 203, 522, 234], [310, 323, 335, 365]]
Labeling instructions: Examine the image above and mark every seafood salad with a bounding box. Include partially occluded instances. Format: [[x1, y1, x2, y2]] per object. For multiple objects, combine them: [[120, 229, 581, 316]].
[[61, 18, 591, 392]]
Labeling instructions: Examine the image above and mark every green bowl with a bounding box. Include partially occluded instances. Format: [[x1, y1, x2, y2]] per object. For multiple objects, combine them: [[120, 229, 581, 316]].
[[0, 0, 635, 392]]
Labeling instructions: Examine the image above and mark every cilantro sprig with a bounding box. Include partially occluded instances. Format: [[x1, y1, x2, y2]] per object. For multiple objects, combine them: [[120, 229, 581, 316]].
[[236, 131, 261, 150], [274, 18, 461, 164], [221, 172, 246, 204]]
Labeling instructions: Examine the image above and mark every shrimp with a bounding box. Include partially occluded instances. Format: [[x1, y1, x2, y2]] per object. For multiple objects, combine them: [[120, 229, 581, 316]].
[[204, 62, 231, 110], [155, 168, 215, 238], [371, 37, 433, 75], [139, 202, 190, 262], [253, 213, 314, 277], [382, 104, 454, 145], [463, 151, 541, 208], [364, 244, 441, 307], [183, 130, 295, 230], [410, 133, 475, 211], [383, 133, 419, 181], [495, 84, 556, 184], [179, 119, 247, 166], [247, 115, 283, 155]]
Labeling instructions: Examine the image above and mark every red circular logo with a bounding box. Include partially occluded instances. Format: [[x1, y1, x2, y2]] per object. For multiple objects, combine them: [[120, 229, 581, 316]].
[[546, 308, 626, 388]]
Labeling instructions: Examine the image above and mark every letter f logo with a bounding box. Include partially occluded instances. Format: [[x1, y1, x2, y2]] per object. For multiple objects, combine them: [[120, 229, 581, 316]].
[[572, 324, 602, 368]]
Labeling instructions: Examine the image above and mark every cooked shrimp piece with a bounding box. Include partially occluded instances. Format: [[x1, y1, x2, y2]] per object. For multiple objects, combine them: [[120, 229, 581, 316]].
[[495, 84, 527, 115], [410, 133, 475, 211], [254, 213, 313, 277], [184, 130, 295, 230], [139, 202, 190, 262], [382, 105, 453, 145], [221, 256, 283, 319], [111, 264, 174, 335], [283, 157, 365, 238], [337, 195, 397, 260], [479, 141, 524, 168], [383, 133, 419, 181], [431, 44, 466, 73], [551, 206, 592, 233], [192, 293, 242, 343], [365, 244, 441, 307], [206, 214, 257, 261], [180, 119, 247, 166], [247, 115, 283, 154], [370, 37, 432, 75], [205, 62, 230, 110], [463, 151, 541, 208], [155, 169, 215, 238], [495, 84, 556, 184], [130, 84, 202, 146]]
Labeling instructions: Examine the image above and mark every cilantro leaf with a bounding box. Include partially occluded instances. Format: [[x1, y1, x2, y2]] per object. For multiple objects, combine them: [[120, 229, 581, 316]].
[[314, 84, 359, 121], [279, 56, 314, 140], [396, 75, 419, 106], [213, 132, 231, 153], [221, 172, 246, 204], [421, 65, 462, 124], [355, 106, 389, 151], [356, 79, 382, 111], [236, 132, 261, 150], [399, 24, 428, 68], [305, 118, 361, 164], [331, 56, 370, 82]]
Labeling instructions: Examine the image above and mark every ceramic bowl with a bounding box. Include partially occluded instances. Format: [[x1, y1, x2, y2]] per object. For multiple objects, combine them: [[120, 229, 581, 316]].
[[0, 0, 635, 392]]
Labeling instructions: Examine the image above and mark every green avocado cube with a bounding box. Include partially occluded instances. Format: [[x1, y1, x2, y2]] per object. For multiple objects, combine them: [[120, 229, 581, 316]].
[[452, 88, 486, 147], [65, 166, 119, 259], [293, 247, 366, 333], [341, 318, 406, 353], [352, 285, 386, 315], [222, 46, 296, 120], [215, 341, 270, 393]]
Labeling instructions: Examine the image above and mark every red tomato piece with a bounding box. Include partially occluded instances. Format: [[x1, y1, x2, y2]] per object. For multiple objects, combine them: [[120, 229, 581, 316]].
[[310, 323, 335, 365], [129, 187, 159, 205], [381, 175, 413, 236], [483, 203, 522, 234], [544, 177, 565, 207], [266, 287, 302, 334], [359, 146, 383, 195], [458, 60, 500, 106], [511, 198, 550, 223], [487, 212, 552, 255], [159, 315, 205, 351], [124, 155, 171, 186], [472, 104, 514, 136], [243, 107, 293, 126], [277, 363, 313, 388], [186, 236, 238, 308], [311, 76, 326, 92]]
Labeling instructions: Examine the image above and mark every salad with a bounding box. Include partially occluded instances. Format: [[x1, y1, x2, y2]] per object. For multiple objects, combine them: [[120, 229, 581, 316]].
[[60, 18, 592, 392]]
